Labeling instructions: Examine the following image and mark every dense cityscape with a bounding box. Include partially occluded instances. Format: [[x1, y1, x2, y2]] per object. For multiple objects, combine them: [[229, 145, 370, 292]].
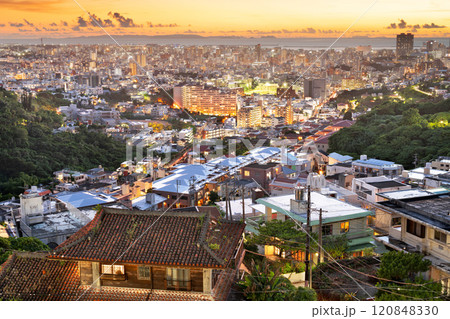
[[0, 6, 449, 309]]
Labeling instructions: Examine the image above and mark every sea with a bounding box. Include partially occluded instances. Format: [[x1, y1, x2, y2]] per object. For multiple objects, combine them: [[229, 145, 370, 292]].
[[0, 35, 448, 50]]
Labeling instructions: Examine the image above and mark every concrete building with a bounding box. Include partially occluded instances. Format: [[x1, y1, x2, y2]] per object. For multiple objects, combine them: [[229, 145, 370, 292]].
[[352, 176, 411, 203], [373, 189, 450, 293], [175, 85, 238, 116], [396, 33, 414, 57], [303, 78, 326, 99], [237, 105, 262, 128]]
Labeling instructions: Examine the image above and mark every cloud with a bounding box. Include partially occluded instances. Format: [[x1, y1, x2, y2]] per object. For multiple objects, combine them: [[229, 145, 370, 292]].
[[50, 22, 57, 27], [147, 22, 178, 28], [183, 29, 205, 34], [23, 19, 34, 27], [108, 12, 140, 28], [0, 24, 5, 27], [387, 19, 446, 30], [422, 23, 445, 29], [9, 22, 25, 27], [89, 13, 114, 27], [61, 21, 68, 26], [18, 28, 32, 32], [76, 16, 88, 28]]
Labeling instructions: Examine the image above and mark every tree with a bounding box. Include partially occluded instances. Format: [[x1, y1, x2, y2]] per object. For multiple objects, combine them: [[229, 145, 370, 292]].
[[0, 237, 49, 264], [9, 237, 49, 252], [322, 234, 348, 259], [287, 286, 318, 301], [377, 251, 430, 281], [375, 251, 446, 301], [248, 220, 313, 258], [238, 259, 317, 301], [207, 191, 220, 205], [343, 110, 353, 121], [401, 108, 427, 127]]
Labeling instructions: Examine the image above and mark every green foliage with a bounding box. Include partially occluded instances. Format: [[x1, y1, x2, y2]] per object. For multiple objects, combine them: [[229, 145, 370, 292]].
[[376, 278, 444, 301], [9, 237, 50, 252], [248, 219, 314, 257], [238, 259, 317, 301], [322, 234, 349, 259], [0, 89, 126, 197], [287, 286, 318, 301], [343, 110, 353, 120], [329, 95, 450, 169], [207, 191, 220, 205], [238, 259, 293, 301], [208, 243, 220, 250], [0, 237, 49, 264], [378, 251, 431, 281], [277, 260, 305, 274], [374, 251, 445, 301], [99, 88, 130, 104]]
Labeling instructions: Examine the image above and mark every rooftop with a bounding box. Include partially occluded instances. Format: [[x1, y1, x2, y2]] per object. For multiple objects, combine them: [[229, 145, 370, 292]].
[[51, 208, 245, 268], [0, 252, 228, 301], [257, 192, 371, 225]]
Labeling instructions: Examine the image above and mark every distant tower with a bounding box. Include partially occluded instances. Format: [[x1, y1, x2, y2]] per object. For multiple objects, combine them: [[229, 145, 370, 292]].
[[396, 33, 414, 57], [255, 44, 261, 62]]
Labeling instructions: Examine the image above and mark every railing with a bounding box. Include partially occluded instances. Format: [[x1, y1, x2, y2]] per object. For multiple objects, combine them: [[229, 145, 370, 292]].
[[101, 273, 127, 281]]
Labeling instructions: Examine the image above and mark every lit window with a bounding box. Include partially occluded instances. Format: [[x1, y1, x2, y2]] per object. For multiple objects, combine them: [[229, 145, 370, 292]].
[[102, 264, 124, 275], [340, 221, 349, 233], [244, 170, 250, 177]]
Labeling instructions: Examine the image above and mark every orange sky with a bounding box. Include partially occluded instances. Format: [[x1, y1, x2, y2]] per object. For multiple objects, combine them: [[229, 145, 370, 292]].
[[0, 0, 449, 38]]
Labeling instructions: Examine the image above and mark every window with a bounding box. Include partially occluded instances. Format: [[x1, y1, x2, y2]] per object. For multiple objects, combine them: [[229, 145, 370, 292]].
[[434, 230, 447, 243], [406, 219, 426, 238], [137, 266, 151, 280], [340, 221, 349, 233], [166, 268, 190, 290], [322, 224, 333, 236], [392, 217, 401, 226], [102, 264, 125, 275], [244, 170, 250, 177]]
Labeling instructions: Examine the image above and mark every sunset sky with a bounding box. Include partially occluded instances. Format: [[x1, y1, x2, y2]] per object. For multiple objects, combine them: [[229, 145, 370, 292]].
[[0, 0, 449, 38]]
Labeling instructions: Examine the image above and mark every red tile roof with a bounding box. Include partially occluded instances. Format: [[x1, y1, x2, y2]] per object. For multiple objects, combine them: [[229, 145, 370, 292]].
[[51, 208, 245, 269], [0, 252, 229, 301]]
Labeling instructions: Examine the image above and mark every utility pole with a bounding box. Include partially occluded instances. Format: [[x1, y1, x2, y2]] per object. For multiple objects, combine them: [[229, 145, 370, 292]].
[[305, 185, 311, 289], [318, 208, 323, 264], [225, 182, 229, 220], [241, 185, 245, 222]]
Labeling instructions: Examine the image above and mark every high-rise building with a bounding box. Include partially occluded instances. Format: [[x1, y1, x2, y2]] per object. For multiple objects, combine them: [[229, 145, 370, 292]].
[[136, 54, 147, 68], [129, 62, 137, 76], [304, 78, 326, 99], [396, 33, 414, 57], [274, 102, 293, 125], [255, 44, 261, 62], [176, 86, 238, 116], [237, 105, 262, 128]]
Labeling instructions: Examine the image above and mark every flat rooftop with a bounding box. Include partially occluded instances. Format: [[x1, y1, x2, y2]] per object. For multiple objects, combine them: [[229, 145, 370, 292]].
[[367, 180, 406, 188]]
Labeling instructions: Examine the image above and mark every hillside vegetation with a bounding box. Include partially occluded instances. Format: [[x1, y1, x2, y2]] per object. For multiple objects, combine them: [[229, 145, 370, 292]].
[[0, 89, 126, 199], [329, 96, 450, 169]]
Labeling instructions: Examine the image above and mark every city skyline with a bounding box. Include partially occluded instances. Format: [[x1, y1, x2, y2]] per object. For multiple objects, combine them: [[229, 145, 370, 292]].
[[0, 0, 449, 39]]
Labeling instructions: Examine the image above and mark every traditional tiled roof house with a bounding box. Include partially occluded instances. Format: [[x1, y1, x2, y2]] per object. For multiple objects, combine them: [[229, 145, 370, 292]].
[[0, 208, 245, 301]]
